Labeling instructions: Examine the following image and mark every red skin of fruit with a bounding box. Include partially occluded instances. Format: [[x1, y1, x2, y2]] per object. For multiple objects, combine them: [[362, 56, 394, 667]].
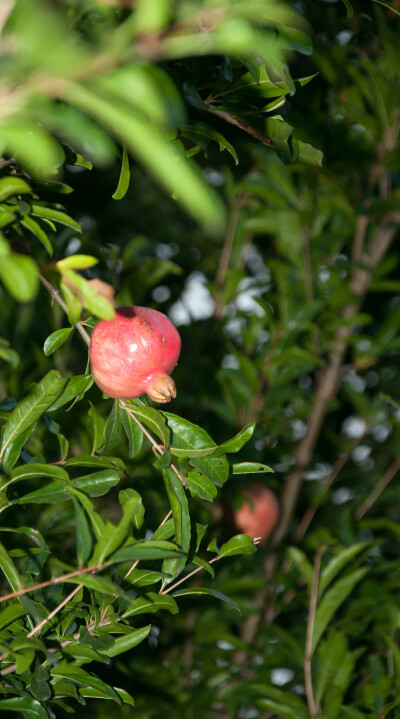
[[90, 306, 181, 402], [233, 484, 279, 545]]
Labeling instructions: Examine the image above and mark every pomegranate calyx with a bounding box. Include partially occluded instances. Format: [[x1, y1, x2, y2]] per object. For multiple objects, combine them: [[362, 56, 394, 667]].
[[145, 372, 177, 404]]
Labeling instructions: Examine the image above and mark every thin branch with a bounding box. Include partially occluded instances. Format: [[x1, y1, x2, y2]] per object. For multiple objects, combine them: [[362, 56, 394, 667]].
[[215, 191, 247, 289], [39, 274, 90, 347], [202, 104, 274, 148], [304, 549, 323, 718], [161, 555, 220, 595], [354, 458, 400, 521], [272, 219, 398, 549], [27, 584, 82, 639], [0, 563, 102, 605], [294, 430, 367, 542], [119, 403, 188, 488]]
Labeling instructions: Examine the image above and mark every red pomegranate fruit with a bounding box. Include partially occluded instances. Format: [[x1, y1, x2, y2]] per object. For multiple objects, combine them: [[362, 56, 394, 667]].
[[90, 306, 181, 402], [233, 483, 279, 545]]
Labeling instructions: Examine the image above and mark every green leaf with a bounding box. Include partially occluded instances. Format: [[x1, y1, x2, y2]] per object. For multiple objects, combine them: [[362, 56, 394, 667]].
[[57, 255, 98, 270], [185, 469, 217, 502], [128, 405, 170, 449], [287, 547, 313, 591], [0, 542, 23, 590], [341, 0, 353, 17], [162, 412, 229, 486], [119, 488, 144, 531], [71, 470, 120, 497], [110, 539, 182, 563], [0, 207, 16, 229], [43, 328, 73, 356], [113, 145, 130, 200], [278, 26, 313, 55], [60, 279, 82, 325], [315, 630, 351, 705], [0, 122, 64, 178], [0, 253, 39, 302], [60, 269, 115, 320], [114, 687, 135, 707], [297, 140, 324, 167], [88, 402, 106, 454], [0, 338, 19, 367], [232, 462, 273, 474], [371, 0, 400, 16], [102, 400, 124, 453], [31, 204, 81, 232], [73, 498, 92, 565], [168, 421, 255, 458], [319, 544, 369, 595], [162, 468, 190, 580], [122, 592, 178, 618], [0, 424, 36, 476], [172, 587, 240, 613], [64, 83, 225, 234], [152, 518, 175, 541], [47, 374, 93, 412], [180, 120, 239, 165], [0, 370, 67, 472], [121, 408, 144, 458], [51, 663, 120, 701], [0, 177, 32, 202], [312, 568, 369, 653], [3, 463, 68, 491], [0, 697, 48, 718], [218, 534, 257, 557], [20, 215, 53, 257], [91, 495, 142, 564], [16, 479, 69, 505], [0, 604, 26, 631], [125, 568, 165, 587], [69, 488, 105, 540], [100, 625, 151, 657]]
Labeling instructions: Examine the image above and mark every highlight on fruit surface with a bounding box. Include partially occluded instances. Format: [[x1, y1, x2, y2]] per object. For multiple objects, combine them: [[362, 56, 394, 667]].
[[233, 483, 279, 545], [90, 306, 181, 402]]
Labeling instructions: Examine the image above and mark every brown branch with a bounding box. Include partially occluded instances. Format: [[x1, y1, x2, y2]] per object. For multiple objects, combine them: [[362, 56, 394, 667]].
[[202, 104, 274, 148], [215, 191, 247, 289], [0, 564, 102, 605], [304, 549, 323, 718], [161, 554, 220, 595], [272, 219, 397, 549], [294, 430, 368, 542], [354, 458, 400, 521]]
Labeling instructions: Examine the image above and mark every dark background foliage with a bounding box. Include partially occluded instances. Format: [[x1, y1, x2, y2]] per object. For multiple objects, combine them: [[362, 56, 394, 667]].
[[1, 0, 400, 718]]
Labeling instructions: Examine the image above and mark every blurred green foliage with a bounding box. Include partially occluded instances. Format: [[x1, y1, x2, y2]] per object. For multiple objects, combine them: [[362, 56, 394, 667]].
[[1, 0, 400, 718]]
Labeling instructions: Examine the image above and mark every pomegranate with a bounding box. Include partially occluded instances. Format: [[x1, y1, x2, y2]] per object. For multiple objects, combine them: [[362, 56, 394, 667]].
[[233, 483, 279, 545], [90, 306, 181, 402]]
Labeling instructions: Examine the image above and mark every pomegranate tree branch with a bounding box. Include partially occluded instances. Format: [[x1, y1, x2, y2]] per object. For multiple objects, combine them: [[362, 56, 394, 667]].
[[272, 218, 397, 549], [161, 555, 220, 595], [215, 191, 247, 289], [0, 563, 103, 605], [354, 457, 400, 521], [202, 103, 274, 148], [119, 402, 188, 488], [39, 274, 91, 347]]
